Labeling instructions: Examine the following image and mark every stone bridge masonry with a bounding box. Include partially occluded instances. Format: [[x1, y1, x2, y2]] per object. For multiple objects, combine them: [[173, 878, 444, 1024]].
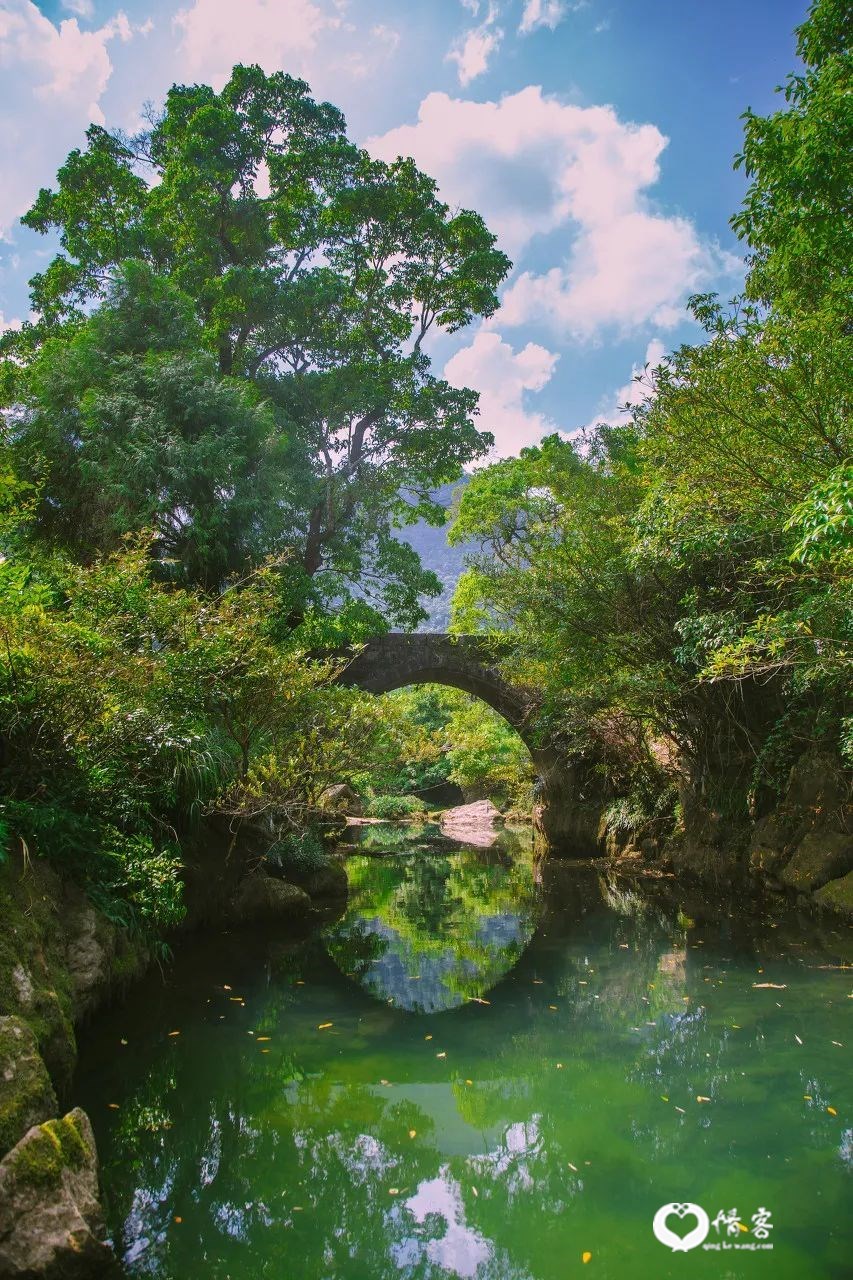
[[338, 632, 599, 855]]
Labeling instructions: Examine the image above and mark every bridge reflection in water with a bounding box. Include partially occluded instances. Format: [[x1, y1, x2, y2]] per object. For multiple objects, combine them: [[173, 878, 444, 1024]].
[[324, 826, 539, 1014]]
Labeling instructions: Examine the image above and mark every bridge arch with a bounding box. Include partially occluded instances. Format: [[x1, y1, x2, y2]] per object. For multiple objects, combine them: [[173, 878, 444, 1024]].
[[339, 634, 593, 854]]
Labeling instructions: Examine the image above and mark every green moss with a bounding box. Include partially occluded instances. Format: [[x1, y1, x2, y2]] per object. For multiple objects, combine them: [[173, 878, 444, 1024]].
[[0, 1016, 58, 1158], [7, 1113, 89, 1190], [0, 856, 77, 1091]]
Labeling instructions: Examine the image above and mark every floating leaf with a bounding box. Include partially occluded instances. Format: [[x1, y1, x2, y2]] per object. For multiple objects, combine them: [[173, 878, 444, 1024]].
[[827, 1106, 837, 1116], [408, 1130, 416, 1139], [696, 1096, 711, 1103], [256, 1036, 271, 1042], [583, 1252, 592, 1264], [318, 1022, 333, 1030], [752, 983, 786, 989], [168, 1030, 180, 1037], [794, 1034, 803, 1045], [436, 1051, 446, 1059]]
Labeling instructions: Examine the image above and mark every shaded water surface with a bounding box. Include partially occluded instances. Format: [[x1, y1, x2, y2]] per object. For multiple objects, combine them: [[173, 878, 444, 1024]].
[[75, 826, 852, 1279]]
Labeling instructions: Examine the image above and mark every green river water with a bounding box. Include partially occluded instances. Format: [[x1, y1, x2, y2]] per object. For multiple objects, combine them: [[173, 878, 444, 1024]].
[[75, 825, 852, 1279]]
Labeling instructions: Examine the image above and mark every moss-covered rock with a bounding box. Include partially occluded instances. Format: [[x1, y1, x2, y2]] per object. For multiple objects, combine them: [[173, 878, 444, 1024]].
[[0, 857, 77, 1096], [0, 1017, 57, 1161], [812, 870, 853, 920], [779, 828, 853, 893], [0, 1108, 116, 1277]]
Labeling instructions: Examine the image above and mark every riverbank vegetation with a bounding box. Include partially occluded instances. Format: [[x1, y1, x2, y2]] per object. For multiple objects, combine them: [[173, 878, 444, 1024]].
[[449, 0, 851, 854]]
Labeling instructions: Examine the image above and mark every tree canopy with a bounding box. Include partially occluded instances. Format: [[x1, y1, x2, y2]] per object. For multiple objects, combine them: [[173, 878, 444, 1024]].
[[3, 64, 510, 624]]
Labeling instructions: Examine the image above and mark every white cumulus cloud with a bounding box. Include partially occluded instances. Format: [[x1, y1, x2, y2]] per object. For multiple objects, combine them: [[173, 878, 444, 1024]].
[[369, 86, 739, 338], [172, 0, 339, 89], [0, 1, 138, 236], [444, 329, 560, 457]]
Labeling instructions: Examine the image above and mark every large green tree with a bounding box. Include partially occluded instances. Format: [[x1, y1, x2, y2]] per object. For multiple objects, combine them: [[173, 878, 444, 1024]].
[[2, 64, 509, 624]]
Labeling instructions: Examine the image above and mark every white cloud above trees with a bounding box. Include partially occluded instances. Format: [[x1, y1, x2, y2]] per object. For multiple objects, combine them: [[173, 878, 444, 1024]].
[[172, 0, 339, 89], [369, 86, 738, 339], [446, 1, 502, 85], [0, 1, 140, 236], [444, 330, 560, 456]]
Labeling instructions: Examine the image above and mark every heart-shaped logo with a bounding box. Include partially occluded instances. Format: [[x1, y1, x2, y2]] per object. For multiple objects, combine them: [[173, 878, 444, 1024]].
[[653, 1202, 710, 1252]]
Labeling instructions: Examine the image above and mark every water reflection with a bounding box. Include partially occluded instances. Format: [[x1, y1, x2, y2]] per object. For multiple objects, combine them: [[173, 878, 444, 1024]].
[[324, 830, 539, 1012], [73, 830, 853, 1280]]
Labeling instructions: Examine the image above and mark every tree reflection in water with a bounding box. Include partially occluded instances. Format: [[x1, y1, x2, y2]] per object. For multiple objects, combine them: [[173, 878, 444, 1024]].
[[75, 828, 853, 1280]]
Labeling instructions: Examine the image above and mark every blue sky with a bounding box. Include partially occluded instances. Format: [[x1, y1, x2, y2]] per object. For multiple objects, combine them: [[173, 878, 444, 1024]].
[[0, 0, 807, 455]]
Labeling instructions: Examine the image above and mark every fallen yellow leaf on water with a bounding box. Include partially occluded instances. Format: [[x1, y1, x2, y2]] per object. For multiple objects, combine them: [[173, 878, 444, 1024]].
[[256, 1036, 271, 1042], [661, 1096, 669, 1102], [261, 1049, 270, 1054], [318, 1022, 333, 1030], [556, 1063, 564, 1069], [675, 1106, 685, 1114], [472, 1187, 478, 1197], [568, 1162, 578, 1172], [436, 1051, 446, 1059], [752, 983, 787, 989], [465, 1079, 473, 1085], [223, 985, 231, 991], [380, 1079, 391, 1086], [804, 1094, 812, 1100], [120, 1038, 128, 1046], [388, 1188, 399, 1196], [827, 1106, 837, 1116], [409, 1130, 416, 1139], [739, 1223, 749, 1233], [174, 1216, 182, 1224], [168, 1030, 180, 1037], [107, 1103, 119, 1110], [583, 1252, 592, 1264], [470, 997, 490, 1005], [532, 979, 543, 985], [794, 1034, 803, 1045], [696, 1096, 711, 1103], [425, 1034, 433, 1041], [229, 997, 243, 1003], [549, 1005, 558, 1011]]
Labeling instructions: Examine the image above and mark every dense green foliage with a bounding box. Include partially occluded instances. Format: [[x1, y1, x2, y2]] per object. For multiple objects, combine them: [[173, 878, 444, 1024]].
[[358, 686, 534, 814], [450, 0, 851, 832]]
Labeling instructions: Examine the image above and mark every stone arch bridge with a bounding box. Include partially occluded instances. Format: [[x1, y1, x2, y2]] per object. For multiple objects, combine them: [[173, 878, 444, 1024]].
[[338, 633, 595, 853]]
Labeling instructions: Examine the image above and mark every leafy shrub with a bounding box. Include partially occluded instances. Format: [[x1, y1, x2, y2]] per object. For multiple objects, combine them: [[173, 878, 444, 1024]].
[[265, 829, 328, 876], [365, 794, 428, 820]]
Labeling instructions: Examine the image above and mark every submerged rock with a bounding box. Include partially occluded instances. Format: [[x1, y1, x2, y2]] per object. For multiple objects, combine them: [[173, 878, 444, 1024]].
[[0, 1108, 116, 1278], [233, 875, 312, 923], [0, 1018, 57, 1161], [779, 828, 853, 893]]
